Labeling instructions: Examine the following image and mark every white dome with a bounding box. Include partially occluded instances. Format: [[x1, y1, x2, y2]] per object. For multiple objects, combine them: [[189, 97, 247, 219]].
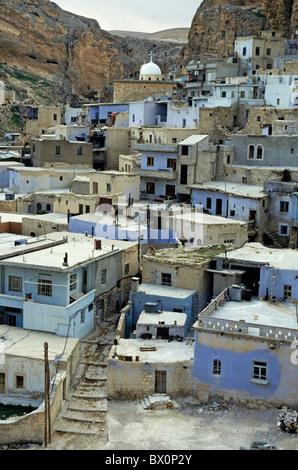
[[140, 61, 162, 76]]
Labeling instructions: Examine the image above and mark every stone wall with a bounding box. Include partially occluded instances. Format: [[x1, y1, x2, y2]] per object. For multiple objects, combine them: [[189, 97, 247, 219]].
[[113, 80, 176, 103], [0, 372, 66, 446]]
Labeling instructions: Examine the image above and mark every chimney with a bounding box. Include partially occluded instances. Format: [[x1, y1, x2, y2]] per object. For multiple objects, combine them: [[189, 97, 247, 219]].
[[63, 252, 68, 266], [94, 238, 102, 250], [131, 277, 140, 292]]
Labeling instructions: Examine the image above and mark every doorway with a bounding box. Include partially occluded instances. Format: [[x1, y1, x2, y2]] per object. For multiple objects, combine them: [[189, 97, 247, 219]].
[[0, 373, 5, 394], [216, 198, 222, 215], [155, 370, 167, 393]]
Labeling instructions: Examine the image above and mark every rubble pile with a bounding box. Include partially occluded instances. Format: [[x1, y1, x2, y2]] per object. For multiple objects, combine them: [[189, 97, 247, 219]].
[[277, 408, 298, 433]]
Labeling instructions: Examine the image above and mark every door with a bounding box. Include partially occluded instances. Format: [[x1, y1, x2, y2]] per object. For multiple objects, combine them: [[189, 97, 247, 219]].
[[155, 370, 167, 393], [180, 165, 188, 185], [216, 198, 222, 215], [165, 184, 175, 198], [0, 373, 5, 394]]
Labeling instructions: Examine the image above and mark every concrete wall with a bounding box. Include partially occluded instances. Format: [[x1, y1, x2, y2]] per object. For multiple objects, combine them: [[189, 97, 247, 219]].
[[31, 139, 93, 168], [231, 134, 298, 166]]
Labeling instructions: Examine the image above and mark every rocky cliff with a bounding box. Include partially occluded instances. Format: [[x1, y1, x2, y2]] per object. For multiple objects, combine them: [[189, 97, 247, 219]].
[[182, 0, 298, 64], [0, 0, 181, 104]]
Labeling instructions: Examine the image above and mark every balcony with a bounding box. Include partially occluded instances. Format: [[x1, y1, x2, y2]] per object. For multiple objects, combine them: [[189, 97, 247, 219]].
[[133, 168, 177, 180]]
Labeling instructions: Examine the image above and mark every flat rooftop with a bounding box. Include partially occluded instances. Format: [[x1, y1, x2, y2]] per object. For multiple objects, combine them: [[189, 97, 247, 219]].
[[135, 283, 197, 299], [0, 325, 79, 362], [113, 338, 194, 363], [198, 297, 298, 331], [217, 242, 298, 269], [143, 245, 230, 266], [174, 212, 247, 226], [0, 231, 137, 270], [190, 181, 265, 199]]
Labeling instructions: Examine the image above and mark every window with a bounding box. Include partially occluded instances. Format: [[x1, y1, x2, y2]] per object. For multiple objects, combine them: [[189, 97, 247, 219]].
[[79, 204, 84, 214], [15, 375, 24, 389], [85, 205, 90, 213], [255, 47, 260, 56], [146, 182, 155, 195], [284, 285, 292, 300], [147, 156, 154, 167], [38, 279, 52, 297], [124, 263, 130, 275], [230, 210, 235, 217], [213, 359, 221, 375], [106, 183, 111, 193], [242, 47, 247, 56], [53, 113, 57, 121], [221, 91, 226, 98], [291, 148, 295, 154], [55, 146, 61, 155], [167, 158, 176, 171], [101, 269, 106, 285], [248, 144, 255, 159], [80, 309, 85, 324], [279, 224, 289, 236], [77, 147, 83, 155], [8, 275, 22, 293], [70, 274, 77, 291], [161, 273, 172, 286], [240, 91, 245, 99], [252, 361, 267, 382], [280, 201, 289, 212], [181, 146, 189, 156], [266, 48, 271, 56], [256, 145, 263, 159]]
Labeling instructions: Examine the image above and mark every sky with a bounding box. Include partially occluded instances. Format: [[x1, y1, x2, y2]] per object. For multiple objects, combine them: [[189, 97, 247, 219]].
[[54, 0, 202, 33]]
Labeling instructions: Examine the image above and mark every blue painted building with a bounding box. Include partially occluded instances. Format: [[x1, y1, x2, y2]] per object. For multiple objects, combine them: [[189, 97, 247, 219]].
[[192, 290, 298, 407], [125, 280, 199, 336]]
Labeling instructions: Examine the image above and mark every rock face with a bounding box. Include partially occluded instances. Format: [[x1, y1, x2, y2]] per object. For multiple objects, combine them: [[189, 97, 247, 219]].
[[182, 0, 298, 64], [0, 0, 181, 102]]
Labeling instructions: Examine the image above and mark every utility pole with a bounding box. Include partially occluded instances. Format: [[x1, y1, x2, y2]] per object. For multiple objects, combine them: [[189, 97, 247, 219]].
[[44, 342, 51, 447]]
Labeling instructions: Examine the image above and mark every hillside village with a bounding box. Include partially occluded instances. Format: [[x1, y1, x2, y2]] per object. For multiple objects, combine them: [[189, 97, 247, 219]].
[[0, 24, 298, 449]]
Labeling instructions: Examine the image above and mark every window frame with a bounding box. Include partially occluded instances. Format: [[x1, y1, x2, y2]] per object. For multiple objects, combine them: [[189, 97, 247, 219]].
[[37, 279, 52, 297], [213, 359, 221, 375], [8, 275, 23, 293], [161, 272, 172, 286], [251, 361, 268, 384]]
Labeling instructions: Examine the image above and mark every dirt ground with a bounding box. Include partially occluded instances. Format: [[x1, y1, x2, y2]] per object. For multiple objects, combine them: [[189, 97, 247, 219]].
[[106, 399, 298, 451], [42, 398, 298, 451]]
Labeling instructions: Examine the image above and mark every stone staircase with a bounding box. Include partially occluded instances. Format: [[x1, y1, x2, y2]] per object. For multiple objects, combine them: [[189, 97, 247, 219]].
[[49, 315, 118, 447], [265, 231, 287, 249], [141, 393, 173, 410]]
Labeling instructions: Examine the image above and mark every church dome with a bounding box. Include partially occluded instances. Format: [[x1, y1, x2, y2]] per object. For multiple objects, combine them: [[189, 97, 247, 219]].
[[140, 61, 162, 76], [140, 53, 162, 80]]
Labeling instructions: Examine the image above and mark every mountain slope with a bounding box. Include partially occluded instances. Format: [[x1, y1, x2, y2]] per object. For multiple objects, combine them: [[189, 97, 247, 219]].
[[0, 0, 183, 103]]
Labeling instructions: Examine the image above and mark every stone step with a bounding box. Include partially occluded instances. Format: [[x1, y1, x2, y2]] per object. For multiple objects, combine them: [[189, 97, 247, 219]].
[[72, 386, 107, 399], [85, 366, 107, 381], [62, 409, 105, 424], [67, 397, 108, 413]]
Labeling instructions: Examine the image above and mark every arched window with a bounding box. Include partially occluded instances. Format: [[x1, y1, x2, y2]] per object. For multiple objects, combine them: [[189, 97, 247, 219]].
[[256, 145, 264, 159], [248, 144, 255, 159]]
